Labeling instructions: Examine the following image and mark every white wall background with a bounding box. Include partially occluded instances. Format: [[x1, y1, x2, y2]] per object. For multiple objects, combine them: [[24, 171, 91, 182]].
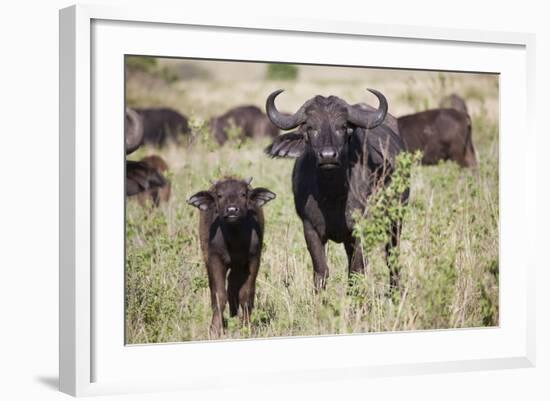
[[0, 1, 547, 400]]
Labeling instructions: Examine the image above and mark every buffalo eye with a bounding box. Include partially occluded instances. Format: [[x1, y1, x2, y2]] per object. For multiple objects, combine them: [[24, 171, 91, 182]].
[[241, 192, 246, 197], [335, 124, 349, 136], [217, 194, 222, 199], [307, 127, 318, 137]]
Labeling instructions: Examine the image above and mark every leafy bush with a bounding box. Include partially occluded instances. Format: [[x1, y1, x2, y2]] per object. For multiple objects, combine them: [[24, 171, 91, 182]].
[[353, 151, 422, 256], [125, 56, 180, 84], [266, 63, 299, 80], [125, 56, 158, 73]]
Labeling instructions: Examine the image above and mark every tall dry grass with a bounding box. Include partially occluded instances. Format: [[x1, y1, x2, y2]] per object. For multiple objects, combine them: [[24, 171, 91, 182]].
[[125, 60, 498, 343]]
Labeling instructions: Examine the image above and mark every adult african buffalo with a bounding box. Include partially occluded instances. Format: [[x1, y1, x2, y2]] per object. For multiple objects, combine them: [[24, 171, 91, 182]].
[[397, 108, 477, 167], [135, 107, 190, 146], [265, 89, 408, 291], [134, 155, 171, 206], [439, 94, 469, 115], [125, 109, 170, 206], [209, 105, 279, 145], [126, 159, 167, 205], [125, 107, 144, 154]]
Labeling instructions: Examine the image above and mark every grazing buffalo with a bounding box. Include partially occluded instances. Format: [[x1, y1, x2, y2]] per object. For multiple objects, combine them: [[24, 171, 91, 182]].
[[209, 105, 279, 145], [265, 89, 407, 291], [125, 108, 170, 206], [125, 107, 144, 155], [126, 160, 166, 202], [135, 107, 190, 146], [397, 108, 477, 167], [187, 177, 276, 336], [134, 155, 171, 206], [439, 94, 469, 115]]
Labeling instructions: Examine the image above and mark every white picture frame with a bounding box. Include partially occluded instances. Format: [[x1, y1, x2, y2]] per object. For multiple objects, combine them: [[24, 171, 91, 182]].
[[59, 4, 536, 397]]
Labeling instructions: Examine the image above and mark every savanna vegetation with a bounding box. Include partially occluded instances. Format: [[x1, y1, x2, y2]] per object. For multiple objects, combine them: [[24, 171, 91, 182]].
[[125, 57, 499, 343]]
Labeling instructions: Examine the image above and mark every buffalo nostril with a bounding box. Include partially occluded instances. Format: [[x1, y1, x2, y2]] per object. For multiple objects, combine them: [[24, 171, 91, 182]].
[[319, 148, 338, 159], [227, 206, 239, 214]]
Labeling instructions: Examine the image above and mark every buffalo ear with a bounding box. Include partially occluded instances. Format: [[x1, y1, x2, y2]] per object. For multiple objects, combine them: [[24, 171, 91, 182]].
[[250, 188, 276, 207], [264, 131, 305, 158], [187, 190, 215, 211]]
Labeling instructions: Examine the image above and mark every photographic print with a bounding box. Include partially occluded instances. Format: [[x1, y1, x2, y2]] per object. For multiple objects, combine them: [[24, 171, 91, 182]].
[[124, 56, 499, 344]]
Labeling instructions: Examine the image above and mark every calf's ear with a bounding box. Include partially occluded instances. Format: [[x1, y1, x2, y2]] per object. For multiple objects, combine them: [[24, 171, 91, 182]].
[[264, 132, 305, 158], [187, 191, 215, 210], [250, 188, 276, 207]]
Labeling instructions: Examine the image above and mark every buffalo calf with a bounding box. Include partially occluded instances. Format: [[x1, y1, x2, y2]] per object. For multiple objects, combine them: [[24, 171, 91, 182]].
[[397, 108, 477, 167], [187, 177, 276, 336]]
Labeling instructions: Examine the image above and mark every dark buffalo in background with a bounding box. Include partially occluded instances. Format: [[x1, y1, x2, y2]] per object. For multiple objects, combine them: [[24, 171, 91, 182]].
[[125, 107, 144, 154], [265, 89, 408, 292], [209, 105, 279, 145], [134, 155, 171, 206], [397, 108, 477, 168], [439, 93, 469, 115], [126, 159, 167, 206], [353, 101, 399, 134], [187, 177, 276, 336], [125, 108, 171, 206], [135, 107, 190, 146]]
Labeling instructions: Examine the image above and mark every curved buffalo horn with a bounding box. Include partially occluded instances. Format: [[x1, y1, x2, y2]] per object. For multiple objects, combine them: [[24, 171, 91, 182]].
[[125, 107, 144, 155], [346, 88, 388, 129], [266, 89, 306, 130]]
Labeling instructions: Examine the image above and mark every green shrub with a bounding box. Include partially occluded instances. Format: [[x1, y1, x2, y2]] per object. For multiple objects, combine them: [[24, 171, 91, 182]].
[[266, 63, 299, 80], [125, 56, 180, 84], [353, 151, 422, 256], [125, 56, 157, 73]]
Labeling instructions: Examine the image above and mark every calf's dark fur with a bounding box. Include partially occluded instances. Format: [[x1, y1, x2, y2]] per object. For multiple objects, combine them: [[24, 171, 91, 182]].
[[187, 177, 276, 336]]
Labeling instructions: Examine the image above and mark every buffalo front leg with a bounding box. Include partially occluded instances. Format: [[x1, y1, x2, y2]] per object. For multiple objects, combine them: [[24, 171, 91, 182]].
[[238, 256, 260, 325], [303, 221, 329, 291], [227, 271, 243, 318], [228, 272, 257, 326], [344, 236, 365, 278], [207, 255, 228, 338], [227, 268, 257, 322]]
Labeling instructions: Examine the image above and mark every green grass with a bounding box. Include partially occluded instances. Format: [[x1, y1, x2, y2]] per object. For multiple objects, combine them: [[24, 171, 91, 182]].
[[125, 67, 499, 344]]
